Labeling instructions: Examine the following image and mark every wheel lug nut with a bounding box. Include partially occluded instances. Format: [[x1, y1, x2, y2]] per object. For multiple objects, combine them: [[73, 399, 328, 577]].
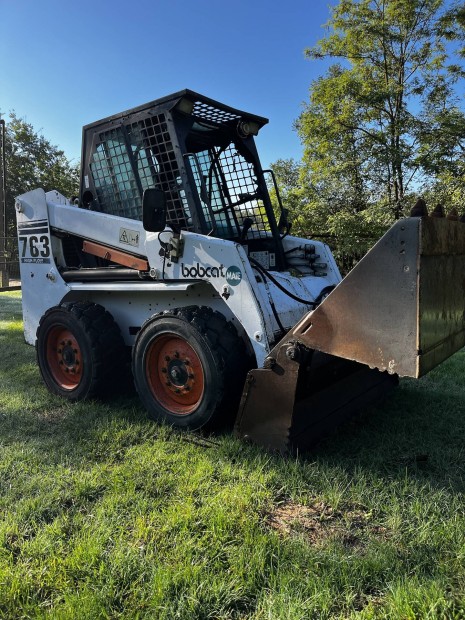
[[60, 340, 65, 346], [73, 349, 78, 354], [175, 351, 180, 358], [188, 373, 194, 379], [161, 368, 167, 373], [165, 356, 170, 362], [67, 340, 72, 346], [184, 360, 189, 365], [175, 388, 181, 394], [166, 381, 171, 386], [57, 348, 62, 353], [59, 360, 64, 365]]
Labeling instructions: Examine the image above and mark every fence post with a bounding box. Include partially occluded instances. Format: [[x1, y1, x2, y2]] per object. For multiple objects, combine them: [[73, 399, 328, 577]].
[[0, 119, 7, 287]]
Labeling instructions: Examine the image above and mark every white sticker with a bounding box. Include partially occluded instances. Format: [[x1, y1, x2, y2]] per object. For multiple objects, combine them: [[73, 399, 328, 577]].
[[250, 251, 270, 270], [84, 175, 90, 189], [119, 228, 140, 247]]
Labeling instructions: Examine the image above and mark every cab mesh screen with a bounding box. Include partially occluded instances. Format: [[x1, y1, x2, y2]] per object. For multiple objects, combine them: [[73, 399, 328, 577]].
[[90, 114, 193, 229], [189, 144, 270, 239]]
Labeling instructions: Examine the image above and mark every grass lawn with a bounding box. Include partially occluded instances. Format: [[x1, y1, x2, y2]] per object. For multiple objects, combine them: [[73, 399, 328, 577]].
[[1, 290, 465, 619]]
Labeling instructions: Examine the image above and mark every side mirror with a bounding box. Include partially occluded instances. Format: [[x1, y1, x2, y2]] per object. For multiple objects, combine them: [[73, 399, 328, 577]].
[[143, 188, 167, 232]]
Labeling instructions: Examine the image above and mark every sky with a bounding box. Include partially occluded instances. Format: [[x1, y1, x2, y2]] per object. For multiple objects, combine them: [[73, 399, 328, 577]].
[[0, 0, 335, 169]]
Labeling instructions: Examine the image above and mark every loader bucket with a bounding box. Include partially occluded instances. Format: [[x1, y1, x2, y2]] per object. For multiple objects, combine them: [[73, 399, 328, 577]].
[[236, 216, 465, 451]]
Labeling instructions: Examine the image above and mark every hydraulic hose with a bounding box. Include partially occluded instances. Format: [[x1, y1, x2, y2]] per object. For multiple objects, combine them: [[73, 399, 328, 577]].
[[249, 257, 317, 308]]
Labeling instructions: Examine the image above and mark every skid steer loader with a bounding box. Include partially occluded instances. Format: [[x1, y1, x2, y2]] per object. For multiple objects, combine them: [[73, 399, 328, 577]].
[[15, 90, 465, 450]]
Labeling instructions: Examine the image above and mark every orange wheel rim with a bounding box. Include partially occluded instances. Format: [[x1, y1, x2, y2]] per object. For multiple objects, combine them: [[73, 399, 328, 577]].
[[46, 327, 83, 390], [145, 334, 205, 415]]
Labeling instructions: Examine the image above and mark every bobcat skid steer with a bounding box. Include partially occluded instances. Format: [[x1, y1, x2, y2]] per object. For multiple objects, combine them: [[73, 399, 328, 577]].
[[15, 90, 465, 451]]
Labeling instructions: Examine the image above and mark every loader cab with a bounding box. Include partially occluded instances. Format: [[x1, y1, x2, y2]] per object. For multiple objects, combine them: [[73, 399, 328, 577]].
[[80, 89, 287, 270]]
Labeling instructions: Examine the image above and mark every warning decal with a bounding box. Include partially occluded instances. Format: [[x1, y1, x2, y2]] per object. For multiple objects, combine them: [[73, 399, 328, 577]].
[[119, 228, 140, 247]]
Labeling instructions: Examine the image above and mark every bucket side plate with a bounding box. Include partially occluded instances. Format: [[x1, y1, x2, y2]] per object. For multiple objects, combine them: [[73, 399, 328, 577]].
[[292, 217, 465, 378]]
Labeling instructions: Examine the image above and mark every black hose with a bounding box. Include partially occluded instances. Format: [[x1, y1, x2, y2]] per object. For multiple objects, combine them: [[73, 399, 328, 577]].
[[269, 297, 286, 334], [249, 257, 317, 308]]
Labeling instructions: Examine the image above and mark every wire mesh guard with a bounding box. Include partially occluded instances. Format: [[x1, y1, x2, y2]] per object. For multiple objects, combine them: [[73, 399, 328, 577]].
[[90, 114, 191, 230], [192, 100, 241, 125], [88, 99, 271, 241], [189, 144, 271, 240]]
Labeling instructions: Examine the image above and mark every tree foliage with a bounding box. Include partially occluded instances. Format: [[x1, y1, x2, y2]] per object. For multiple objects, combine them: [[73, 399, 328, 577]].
[[268, 158, 304, 219], [276, 0, 465, 256], [3, 113, 79, 234]]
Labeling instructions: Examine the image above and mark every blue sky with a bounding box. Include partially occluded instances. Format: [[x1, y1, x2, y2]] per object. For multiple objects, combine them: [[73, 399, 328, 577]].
[[1, 0, 335, 168]]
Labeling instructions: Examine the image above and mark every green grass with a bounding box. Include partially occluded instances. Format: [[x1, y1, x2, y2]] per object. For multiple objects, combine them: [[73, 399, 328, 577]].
[[1, 290, 465, 619]]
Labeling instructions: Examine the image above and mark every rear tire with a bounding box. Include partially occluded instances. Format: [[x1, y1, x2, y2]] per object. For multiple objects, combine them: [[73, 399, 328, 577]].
[[36, 301, 125, 401], [132, 306, 249, 430]]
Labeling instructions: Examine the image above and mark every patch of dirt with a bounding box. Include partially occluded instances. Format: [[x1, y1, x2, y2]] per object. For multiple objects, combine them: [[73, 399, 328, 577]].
[[266, 500, 390, 549], [353, 589, 385, 612], [36, 407, 68, 424]]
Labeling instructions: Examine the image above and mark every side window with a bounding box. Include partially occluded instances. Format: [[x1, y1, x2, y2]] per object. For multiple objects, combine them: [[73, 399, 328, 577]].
[[134, 146, 160, 191], [129, 123, 161, 192], [89, 116, 194, 231], [90, 128, 141, 219]]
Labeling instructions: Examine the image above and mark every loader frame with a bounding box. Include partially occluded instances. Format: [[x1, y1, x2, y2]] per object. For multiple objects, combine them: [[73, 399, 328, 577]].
[[16, 90, 465, 451]]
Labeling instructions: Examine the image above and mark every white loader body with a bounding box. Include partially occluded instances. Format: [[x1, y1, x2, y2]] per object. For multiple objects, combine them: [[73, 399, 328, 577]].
[[17, 188, 340, 368]]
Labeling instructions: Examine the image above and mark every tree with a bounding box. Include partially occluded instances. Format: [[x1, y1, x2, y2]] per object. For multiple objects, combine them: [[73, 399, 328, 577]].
[[3, 113, 79, 234], [297, 0, 465, 226]]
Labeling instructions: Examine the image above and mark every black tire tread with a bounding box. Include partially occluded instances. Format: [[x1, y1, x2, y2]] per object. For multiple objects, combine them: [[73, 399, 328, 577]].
[[136, 305, 250, 427], [36, 301, 125, 400]]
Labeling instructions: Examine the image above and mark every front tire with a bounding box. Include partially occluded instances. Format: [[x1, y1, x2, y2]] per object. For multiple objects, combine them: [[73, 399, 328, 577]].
[[36, 301, 125, 401], [132, 306, 249, 430]]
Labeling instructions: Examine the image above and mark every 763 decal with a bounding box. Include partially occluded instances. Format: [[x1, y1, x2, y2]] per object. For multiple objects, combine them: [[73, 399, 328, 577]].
[[18, 220, 51, 264]]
